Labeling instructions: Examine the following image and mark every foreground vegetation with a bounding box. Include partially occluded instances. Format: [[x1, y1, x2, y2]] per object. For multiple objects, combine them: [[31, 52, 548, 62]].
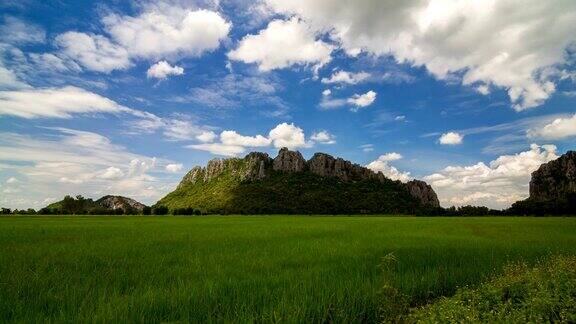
[[407, 255, 576, 323], [1, 216, 575, 322]]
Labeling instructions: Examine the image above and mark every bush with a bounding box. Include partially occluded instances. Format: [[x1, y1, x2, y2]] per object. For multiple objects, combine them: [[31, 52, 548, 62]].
[[405, 255, 576, 323], [153, 205, 169, 215]]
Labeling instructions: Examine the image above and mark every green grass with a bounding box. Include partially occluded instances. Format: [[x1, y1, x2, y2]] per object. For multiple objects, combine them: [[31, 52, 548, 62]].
[[1, 216, 575, 322], [407, 255, 576, 323]]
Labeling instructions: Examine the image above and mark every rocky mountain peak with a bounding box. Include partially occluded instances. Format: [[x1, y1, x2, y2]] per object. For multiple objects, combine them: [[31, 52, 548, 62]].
[[529, 150, 576, 201], [273, 147, 307, 172], [177, 148, 440, 207], [96, 195, 146, 212], [406, 180, 440, 207]]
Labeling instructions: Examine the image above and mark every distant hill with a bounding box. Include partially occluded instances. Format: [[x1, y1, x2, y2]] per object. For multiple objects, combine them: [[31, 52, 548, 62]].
[[509, 150, 576, 215], [156, 148, 440, 214], [44, 195, 146, 214]]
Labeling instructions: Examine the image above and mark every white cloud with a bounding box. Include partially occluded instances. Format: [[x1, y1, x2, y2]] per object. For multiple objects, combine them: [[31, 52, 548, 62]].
[[56, 32, 132, 73], [99, 166, 124, 180], [395, 115, 406, 121], [424, 144, 559, 208], [0, 17, 45, 44], [227, 17, 333, 71], [28, 53, 81, 73], [320, 90, 377, 111], [360, 144, 374, 153], [439, 132, 463, 145], [322, 89, 331, 96], [187, 122, 314, 156], [265, 0, 576, 110], [0, 129, 176, 208], [147, 61, 184, 79], [527, 113, 576, 140], [378, 152, 403, 161], [321, 70, 370, 85], [103, 8, 230, 60], [56, 8, 230, 73], [165, 163, 183, 173], [310, 130, 336, 144], [6, 177, 18, 184], [196, 131, 217, 143], [0, 86, 129, 118], [269, 122, 310, 149], [186, 142, 246, 157], [366, 153, 411, 182], [220, 130, 271, 147], [347, 90, 376, 110]]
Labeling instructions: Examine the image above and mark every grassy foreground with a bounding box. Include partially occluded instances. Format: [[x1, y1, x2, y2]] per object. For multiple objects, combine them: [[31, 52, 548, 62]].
[[1, 216, 576, 322]]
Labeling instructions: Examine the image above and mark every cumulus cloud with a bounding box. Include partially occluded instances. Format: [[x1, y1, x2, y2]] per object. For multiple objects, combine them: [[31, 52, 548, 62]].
[[424, 144, 559, 208], [269, 122, 310, 149], [0, 86, 129, 118], [196, 131, 217, 143], [56, 7, 230, 73], [220, 130, 271, 147], [104, 8, 230, 59], [347, 90, 377, 110], [310, 130, 336, 144], [527, 113, 576, 140], [322, 89, 331, 96], [321, 70, 370, 85], [165, 163, 183, 173], [187, 122, 314, 156], [439, 132, 464, 145], [366, 153, 411, 182], [147, 61, 184, 79], [227, 17, 333, 72], [265, 0, 576, 110]]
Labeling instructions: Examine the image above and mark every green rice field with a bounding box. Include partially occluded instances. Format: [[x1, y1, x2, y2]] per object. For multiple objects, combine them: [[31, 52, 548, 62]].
[[1, 216, 575, 322]]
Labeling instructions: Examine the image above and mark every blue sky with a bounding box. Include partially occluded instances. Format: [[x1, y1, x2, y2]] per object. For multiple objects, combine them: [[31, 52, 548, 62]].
[[0, 0, 575, 209]]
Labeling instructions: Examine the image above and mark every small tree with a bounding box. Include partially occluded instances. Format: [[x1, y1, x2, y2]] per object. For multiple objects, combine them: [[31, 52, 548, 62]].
[[153, 205, 169, 215]]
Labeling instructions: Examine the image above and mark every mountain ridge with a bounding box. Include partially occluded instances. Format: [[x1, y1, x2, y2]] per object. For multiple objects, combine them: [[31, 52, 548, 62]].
[[157, 147, 439, 214]]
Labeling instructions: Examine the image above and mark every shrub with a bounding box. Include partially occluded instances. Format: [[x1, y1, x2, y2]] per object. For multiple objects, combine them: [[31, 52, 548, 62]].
[[405, 255, 576, 323]]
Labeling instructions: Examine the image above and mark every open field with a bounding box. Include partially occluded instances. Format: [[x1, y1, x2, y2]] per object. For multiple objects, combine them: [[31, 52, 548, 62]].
[[1, 216, 576, 322]]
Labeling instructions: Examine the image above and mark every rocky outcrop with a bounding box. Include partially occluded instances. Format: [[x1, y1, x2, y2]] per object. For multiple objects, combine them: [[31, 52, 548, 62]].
[[96, 195, 146, 212], [178, 153, 273, 188], [529, 151, 576, 201], [273, 147, 307, 172], [406, 180, 440, 207], [243, 152, 273, 180], [308, 152, 383, 182], [177, 147, 440, 207]]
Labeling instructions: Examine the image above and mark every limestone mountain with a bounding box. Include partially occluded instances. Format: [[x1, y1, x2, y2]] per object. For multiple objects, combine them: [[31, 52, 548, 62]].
[[96, 195, 147, 212], [509, 150, 576, 215], [45, 195, 147, 214], [156, 148, 440, 214]]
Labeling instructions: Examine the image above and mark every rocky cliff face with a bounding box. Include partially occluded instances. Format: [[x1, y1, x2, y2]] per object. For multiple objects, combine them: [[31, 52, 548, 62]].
[[96, 195, 146, 212], [529, 151, 576, 201], [273, 148, 306, 172], [406, 180, 440, 207], [178, 148, 440, 207]]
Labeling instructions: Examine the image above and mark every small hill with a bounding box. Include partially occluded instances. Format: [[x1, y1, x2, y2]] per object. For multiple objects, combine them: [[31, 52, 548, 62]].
[[509, 150, 576, 215], [44, 195, 146, 214], [156, 148, 440, 214], [96, 195, 146, 212]]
